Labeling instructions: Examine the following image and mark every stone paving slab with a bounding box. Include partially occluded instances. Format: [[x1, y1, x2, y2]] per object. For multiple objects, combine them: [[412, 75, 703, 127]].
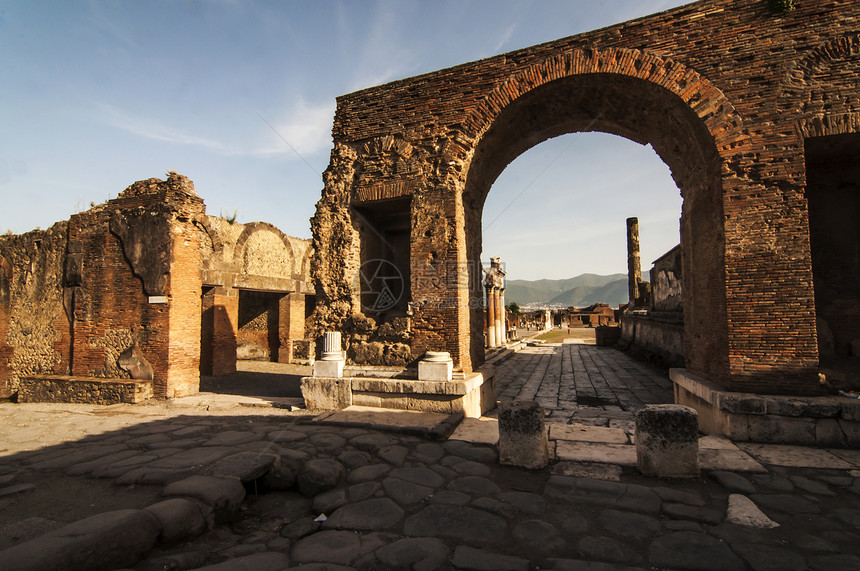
[[548, 423, 630, 444], [448, 417, 499, 445], [737, 442, 855, 469], [699, 436, 767, 473], [555, 441, 638, 466]]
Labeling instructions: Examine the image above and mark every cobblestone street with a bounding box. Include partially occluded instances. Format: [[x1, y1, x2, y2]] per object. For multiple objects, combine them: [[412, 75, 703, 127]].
[[2, 351, 860, 570]]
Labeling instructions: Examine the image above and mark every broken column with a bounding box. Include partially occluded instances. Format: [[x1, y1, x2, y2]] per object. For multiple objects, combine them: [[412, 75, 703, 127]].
[[635, 404, 699, 477], [418, 351, 454, 381], [313, 331, 345, 378], [626, 217, 641, 307], [498, 400, 549, 469]]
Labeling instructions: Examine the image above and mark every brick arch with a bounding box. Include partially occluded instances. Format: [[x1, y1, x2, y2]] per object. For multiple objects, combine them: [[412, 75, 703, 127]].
[[299, 247, 312, 284], [234, 222, 297, 276], [459, 48, 749, 384], [780, 33, 860, 137], [198, 217, 225, 259], [463, 48, 747, 163]]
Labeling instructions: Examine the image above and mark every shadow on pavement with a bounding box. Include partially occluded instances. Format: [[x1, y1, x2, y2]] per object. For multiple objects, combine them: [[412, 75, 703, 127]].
[[200, 361, 310, 399]]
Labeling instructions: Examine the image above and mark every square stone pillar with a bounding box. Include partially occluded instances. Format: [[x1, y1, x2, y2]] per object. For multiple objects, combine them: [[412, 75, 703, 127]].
[[209, 292, 238, 377], [635, 404, 699, 477], [278, 293, 305, 363], [498, 400, 549, 469]]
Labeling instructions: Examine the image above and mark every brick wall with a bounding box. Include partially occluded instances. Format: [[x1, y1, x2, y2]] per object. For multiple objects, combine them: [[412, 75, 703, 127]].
[[313, 0, 860, 394]]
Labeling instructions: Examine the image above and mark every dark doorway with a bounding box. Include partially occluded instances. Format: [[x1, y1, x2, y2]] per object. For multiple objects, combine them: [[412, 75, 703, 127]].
[[806, 133, 860, 389]]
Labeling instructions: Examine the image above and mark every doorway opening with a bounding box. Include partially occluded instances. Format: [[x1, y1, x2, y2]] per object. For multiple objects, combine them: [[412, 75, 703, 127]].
[[805, 133, 860, 390]]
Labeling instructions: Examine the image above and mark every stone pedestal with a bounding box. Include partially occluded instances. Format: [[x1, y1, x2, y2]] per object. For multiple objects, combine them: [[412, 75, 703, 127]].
[[418, 351, 453, 382], [314, 332, 345, 378], [498, 400, 549, 469], [635, 404, 699, 477]]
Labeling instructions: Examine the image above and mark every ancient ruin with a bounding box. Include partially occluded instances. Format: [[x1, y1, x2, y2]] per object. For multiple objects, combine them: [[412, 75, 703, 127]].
[[0, 173, 313, 402], [311, 0, 860, 442]]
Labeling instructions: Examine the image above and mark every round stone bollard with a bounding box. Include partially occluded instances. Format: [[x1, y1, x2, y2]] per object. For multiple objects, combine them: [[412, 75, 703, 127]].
[[635, 404, 699, 477]]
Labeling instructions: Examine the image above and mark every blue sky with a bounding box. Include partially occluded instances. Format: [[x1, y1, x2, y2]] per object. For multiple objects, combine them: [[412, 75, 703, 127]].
[[1, 0, 690, 280]]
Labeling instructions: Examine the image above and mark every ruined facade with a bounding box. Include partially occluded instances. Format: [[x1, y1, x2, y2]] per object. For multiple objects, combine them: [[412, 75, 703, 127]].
[[312, 0, 860, 399], [568, 304, 618, 328], [621, 245, 686, 366], [199, 218, 313, 375], [0, 173, 312, 400]]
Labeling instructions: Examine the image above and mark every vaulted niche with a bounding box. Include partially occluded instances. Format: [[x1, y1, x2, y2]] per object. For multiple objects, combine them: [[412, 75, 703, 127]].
[[805, 133, 860, 389], [353, 197, 411, 320]]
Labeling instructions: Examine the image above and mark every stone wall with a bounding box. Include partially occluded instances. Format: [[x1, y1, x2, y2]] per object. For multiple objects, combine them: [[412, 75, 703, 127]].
[[650, 246, 683, 314], [68, 174, 205, 398], [312, 0, 860, 396], [0, 225, 70, 397], [1, 172, 315, 400]]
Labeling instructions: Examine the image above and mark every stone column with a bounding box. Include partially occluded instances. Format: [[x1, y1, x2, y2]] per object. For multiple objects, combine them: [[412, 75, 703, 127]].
[[626, 217, 641, 306], [499, 289, 507, 345], [486, 285, 497, 348], [494, 288, 503, 347]]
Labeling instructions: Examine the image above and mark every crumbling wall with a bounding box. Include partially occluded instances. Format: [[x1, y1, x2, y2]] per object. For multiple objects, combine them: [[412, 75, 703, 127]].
[[68, 173, 205, 398], [0, 225, 70, 397], [651, 246, 683, 314]]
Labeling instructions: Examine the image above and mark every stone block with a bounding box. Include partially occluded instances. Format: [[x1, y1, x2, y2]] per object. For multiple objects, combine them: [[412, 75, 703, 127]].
[[18, 375, 153, 405], [313, 358, 345, 378], [498, 401, 549, 469], [162, 476, 246, 525], [635, 404, 699, 478], [418, 360, 453, 381], [144, 498, 207, 545], [841, 399, 860, 422], [746, 415, 816, 446], [352, 391, 409, 410], [301, 376, 352, 410], [816, 418, 848, 448], [0, 509, 160, 571], [837, 419, 860, 448]]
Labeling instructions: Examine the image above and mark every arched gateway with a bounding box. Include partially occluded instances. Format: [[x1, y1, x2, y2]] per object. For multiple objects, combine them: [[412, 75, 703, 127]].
[[312, 0, 860, 415]]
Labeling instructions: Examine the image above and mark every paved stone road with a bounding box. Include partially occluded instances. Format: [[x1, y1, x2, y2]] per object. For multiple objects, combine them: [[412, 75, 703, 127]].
[[496, 340, 674, 425], [2, 349, 860, 570]]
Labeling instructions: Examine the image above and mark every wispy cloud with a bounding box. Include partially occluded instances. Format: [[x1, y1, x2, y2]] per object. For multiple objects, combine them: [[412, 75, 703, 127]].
[[100, 99, 335, 161], [490, 23, 517, 54], [260, 99, 336, 159]]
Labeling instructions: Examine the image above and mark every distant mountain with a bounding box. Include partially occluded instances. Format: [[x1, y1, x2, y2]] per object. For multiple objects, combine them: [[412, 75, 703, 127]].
[[505, 273, 632, 307]]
